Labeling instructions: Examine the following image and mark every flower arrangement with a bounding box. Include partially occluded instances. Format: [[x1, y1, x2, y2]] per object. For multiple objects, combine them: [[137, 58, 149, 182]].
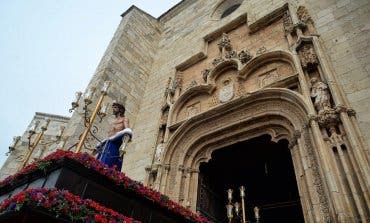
[[0, 188, 139, 223], [0, 150, 210, 223]]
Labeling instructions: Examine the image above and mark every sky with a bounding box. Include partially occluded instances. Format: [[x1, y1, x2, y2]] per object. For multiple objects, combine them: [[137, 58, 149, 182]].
[[0, 0, 181, 167]]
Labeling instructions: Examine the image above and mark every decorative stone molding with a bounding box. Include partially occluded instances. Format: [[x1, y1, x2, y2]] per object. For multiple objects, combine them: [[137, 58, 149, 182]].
[[317, 108, 339, 128], [202, 69, 210, 82], [288, 130, 301, 149], [256, 47, 267, 56], [282, 11, 294, 35]]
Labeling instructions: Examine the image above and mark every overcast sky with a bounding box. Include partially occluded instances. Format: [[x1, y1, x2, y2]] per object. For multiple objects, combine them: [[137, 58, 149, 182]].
[[0, 0, 181, 167]]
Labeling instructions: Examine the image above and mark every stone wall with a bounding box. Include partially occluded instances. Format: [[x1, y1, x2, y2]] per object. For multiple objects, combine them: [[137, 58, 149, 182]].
[[0, 112, 70, 180]]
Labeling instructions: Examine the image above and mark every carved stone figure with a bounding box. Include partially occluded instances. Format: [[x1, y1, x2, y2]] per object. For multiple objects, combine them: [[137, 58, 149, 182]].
[[154, 143, 164, 164], [310, 78, 331, 113], [297, 6, 312, 24], [298, 44, 318, 70], [95, 102, 132, 170], [202, 69, 210, 82]]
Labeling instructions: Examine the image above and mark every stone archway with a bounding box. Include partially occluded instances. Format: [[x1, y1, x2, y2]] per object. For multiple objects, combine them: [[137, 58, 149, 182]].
[[159, 88, 331, 223]]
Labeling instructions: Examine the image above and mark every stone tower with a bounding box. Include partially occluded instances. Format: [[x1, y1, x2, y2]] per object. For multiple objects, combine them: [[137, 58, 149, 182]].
[[2, 1, 370, 222]]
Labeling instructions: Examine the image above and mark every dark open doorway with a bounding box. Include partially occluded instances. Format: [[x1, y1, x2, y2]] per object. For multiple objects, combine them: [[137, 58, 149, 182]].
[[196, 135, 304, 223]]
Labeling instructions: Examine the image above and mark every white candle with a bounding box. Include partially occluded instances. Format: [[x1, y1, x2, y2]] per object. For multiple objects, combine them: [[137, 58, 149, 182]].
[[100, 103, 109, 115], [240, 186, 245, 197], [84, 87, 96, 101], [74, 91, 82, 103], [29, 120, 40, 132], [57, 126, 65, 138], [227, 189, 233, 202], [41, 118, 51, 130], [101, 81, 111, 93]]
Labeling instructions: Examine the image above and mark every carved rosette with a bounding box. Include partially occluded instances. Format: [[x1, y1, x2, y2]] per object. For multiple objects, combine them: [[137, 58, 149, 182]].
[[218, 33, 232, 51], [298, 43, 318, 70], [238, 50, 252, 64]]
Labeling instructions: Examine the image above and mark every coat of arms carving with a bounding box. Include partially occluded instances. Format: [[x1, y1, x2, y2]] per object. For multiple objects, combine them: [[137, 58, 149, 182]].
[[219, 79, 234, 103]]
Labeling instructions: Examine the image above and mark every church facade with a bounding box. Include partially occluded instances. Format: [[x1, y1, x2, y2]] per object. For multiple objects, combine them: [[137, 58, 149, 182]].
[[1, 0, 370, 222]]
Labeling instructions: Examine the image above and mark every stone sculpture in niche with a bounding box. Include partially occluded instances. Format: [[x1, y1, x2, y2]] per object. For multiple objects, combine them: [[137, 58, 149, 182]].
[[310, 77, 331, 114], [298, 43, 318, 70]]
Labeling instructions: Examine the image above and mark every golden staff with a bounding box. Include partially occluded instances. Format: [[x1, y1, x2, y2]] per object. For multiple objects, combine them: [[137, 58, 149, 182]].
[[75, 81, 110, 153], [20, 119, 50, 169]]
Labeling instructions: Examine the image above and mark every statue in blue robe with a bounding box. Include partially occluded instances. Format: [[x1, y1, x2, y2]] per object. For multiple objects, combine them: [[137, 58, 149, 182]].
[[95, 102, 132, 170]]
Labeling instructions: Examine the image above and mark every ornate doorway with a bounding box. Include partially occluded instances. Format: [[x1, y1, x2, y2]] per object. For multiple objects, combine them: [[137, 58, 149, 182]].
[[196, 135, 304, 222]]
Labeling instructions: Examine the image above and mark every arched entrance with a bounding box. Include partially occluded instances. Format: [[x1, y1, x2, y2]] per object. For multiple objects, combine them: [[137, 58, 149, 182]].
[[197, 135, 304, 222], [160, 89, 332, 222]]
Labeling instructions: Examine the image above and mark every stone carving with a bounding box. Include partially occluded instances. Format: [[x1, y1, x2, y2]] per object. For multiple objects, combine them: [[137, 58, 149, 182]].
[[238, 50, 252, 64], [154, 143, 164, 164], [317, 108, 339, 128], [173, 73, 183, 92], [190, 80, 198, 89], [328, 127, 344, 147], [283, 11, 294, 35], [213, 33, 253, 66], [212, 58, 225, 66], [225, 50, 237, 59], [187, 102, 200, 117], [202, 69, 211, 82], [297, 6, 313, 24], [258, 69, 279, 87], [218, 33, 232, 51], [298, 43, 318, 70], [310, 78, 331, 113], [219, 79, 234, 103], [256, 47, 267, 55]]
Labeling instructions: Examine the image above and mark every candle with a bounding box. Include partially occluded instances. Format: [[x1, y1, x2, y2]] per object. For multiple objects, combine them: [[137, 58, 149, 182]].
[[254, 206, 260, 219], [57, 126, 65, 138], [101, 81, 111, 93], [74, 91, 82, 103], [226, 203, 234, 219], [84, 87, 96, 101], [29, 120, 40, 133], [41, 118, 51, 130], [240, 186, 245, 197], [234, 202, 240, 215], [10, 136, 21, 149], [100, 103, 109, 116], [227, 189, 233, 202]]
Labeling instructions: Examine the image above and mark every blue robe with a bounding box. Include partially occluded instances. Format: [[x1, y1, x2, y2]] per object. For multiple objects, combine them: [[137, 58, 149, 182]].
[[96, 137, 123, 169], [96, 128, 132, 170]]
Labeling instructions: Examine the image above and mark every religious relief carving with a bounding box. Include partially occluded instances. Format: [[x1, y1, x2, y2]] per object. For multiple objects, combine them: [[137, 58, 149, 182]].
[[187, 102, 201, 117], [297, 6, 313, 24], [219, 79, 234, 103], [238, 50, 252, 64], [328, 127, 345, 148], [310, 78, 331, 114], [258, 68, 280, 87], [298, 43, 318, 70]]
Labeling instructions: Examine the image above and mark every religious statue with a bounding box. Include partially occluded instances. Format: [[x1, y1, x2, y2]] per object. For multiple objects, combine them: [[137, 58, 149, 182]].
[[310, 77, 331, 113], [94, 102, 132, 170]]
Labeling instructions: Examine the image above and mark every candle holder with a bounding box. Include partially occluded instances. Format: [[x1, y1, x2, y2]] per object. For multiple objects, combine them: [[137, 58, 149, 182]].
[[69, 81, 111, 153], [6, 136, 21, 156], [39, 125, 66, 148], [225, 186, 261, 223], [20, 118, 50, 169]]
